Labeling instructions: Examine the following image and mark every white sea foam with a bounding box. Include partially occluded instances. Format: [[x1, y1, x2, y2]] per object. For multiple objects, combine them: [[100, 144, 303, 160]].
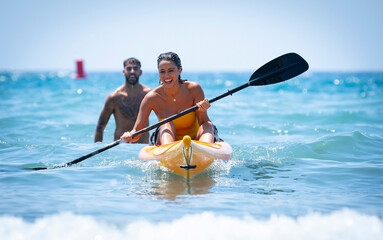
[[1, 209, 382, 240]]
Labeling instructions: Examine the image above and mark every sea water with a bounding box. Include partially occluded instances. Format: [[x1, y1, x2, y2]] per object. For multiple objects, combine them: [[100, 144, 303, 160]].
[[0, 70, 382, 239]]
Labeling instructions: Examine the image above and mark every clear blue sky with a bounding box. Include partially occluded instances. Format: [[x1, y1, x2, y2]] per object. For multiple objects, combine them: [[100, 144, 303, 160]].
[[1, 0, 382, 72]]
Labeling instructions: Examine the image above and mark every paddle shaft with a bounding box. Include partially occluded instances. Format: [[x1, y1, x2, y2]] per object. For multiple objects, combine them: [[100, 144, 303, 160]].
[[65, 140, 121, 166], [30, 140, 122, 170]]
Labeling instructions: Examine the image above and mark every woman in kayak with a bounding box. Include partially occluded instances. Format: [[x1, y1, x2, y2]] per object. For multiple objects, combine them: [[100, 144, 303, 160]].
[[121, 51, 216, 145]]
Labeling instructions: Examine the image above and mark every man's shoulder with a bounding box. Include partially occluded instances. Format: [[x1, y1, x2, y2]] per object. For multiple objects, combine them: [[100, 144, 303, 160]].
[[140, 83, 152, 93], [106, 86, 125, 101]]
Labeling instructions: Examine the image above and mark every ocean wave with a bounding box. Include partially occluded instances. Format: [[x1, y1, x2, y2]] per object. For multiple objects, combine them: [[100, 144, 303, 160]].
[[299, 131, 383, 161], [231, 131, 383, 163], [0, 210, 381, 240]]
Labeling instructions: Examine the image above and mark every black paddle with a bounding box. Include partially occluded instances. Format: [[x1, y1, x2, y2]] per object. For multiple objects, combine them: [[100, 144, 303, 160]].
[[31, 52, 308, 170]]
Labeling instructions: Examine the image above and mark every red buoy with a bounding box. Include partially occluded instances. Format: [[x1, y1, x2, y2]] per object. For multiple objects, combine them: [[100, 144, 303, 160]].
[[75, 59, 86, 79]]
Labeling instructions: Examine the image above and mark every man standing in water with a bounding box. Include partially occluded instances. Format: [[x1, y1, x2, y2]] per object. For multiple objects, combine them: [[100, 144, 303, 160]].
[[94, 57, 151, 143]]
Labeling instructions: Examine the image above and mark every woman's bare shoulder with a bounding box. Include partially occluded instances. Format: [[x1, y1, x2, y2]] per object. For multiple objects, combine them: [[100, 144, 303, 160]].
[[184, 81, 203, 96], [144, 86, 163, 100], [184, 80, 201, 89]]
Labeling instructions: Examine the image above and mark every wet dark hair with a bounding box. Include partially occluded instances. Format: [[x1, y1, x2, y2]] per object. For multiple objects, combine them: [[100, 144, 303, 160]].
[[157, 52, 184, 83], [157, 52, 182, 68], [123, 57, 141, 68]]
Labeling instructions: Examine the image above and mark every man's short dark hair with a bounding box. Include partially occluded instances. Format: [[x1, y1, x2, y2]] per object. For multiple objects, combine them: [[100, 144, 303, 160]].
[[123, 57, 141, 68]]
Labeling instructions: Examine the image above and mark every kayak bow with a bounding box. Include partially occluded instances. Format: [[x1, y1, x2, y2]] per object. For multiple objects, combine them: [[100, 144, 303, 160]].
[[139, 135, 232, 178]]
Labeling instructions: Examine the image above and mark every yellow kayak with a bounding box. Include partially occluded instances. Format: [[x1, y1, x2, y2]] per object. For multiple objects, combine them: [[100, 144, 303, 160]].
[[138, 135, 232, 178]]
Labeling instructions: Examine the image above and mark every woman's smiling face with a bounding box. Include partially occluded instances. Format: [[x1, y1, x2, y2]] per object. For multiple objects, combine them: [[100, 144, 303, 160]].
[[158, 60, 182, 88]]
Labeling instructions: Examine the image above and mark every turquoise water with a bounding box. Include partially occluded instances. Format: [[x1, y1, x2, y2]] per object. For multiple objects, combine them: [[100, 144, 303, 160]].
[[1, 70, 383, 239]]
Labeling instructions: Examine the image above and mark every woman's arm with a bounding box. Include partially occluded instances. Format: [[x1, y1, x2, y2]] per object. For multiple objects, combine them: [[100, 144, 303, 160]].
[[189, 82, 211, 125]]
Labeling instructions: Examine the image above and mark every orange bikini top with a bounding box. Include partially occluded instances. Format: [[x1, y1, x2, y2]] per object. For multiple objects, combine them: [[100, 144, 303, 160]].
[[159, 111, 199, 140]]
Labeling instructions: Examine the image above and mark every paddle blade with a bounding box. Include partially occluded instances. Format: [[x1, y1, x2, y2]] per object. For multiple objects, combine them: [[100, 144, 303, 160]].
[[249, 52, 309, 86]]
